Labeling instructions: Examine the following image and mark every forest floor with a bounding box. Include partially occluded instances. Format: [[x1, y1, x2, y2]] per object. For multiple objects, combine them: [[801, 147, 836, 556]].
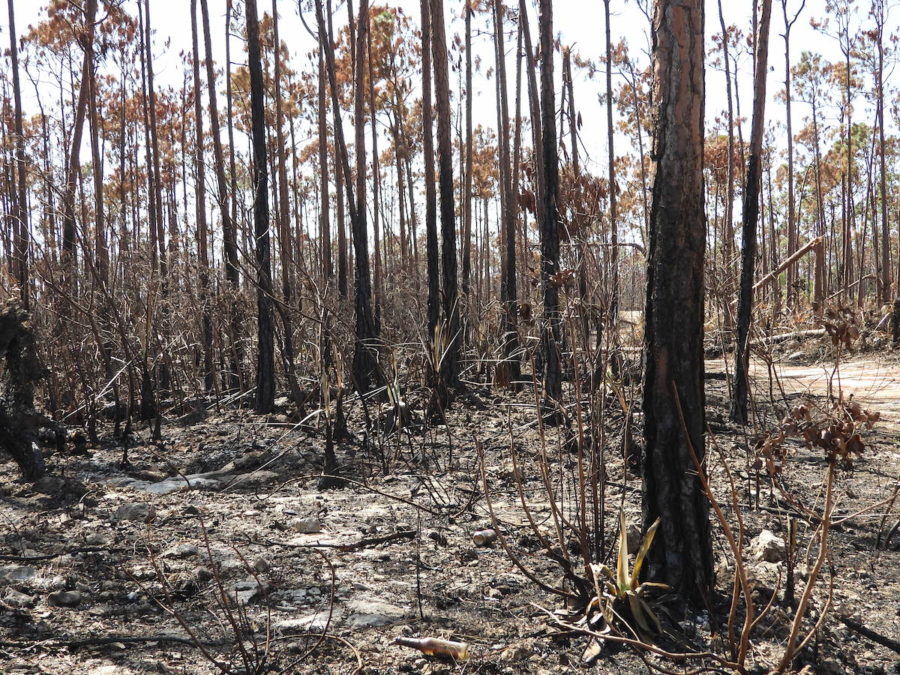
[[1, 337, 898, 674]]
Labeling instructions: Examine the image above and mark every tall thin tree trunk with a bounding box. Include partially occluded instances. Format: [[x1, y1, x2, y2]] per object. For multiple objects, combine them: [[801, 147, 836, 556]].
[[430, 0, 461, 390], [350, 0, 381, 392], [493, 0, 520, 387], [781, 0, 805, 307], [421, 0, 439, 342], [519, 0, 544, 228], [246, 0, 276, 413], [7, 0, 28, 308], [716, 0, 736, 302], [732, 0, 773, 425], [199, 0, 241, 391], [144, 0, 166, 277], [326, 0, 348, 299], [461, 1, 473, 298], [603, 0, 618, 327], [873, 0, 890, 302], [367, 18, 383, 327], [61, 0, 97, 283], [316, 0, 381, 394], [812, 98, 826, 305], [271, 0, 303, 407], [538, 0, 561, 410], [840, 17, 854, 299], [225, 0, 240, 292], [317, 39, 332, 282], [191, 0, 213, 392]]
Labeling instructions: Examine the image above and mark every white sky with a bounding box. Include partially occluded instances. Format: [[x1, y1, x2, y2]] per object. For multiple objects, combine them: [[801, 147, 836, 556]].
[[5, 0, 898, 185]]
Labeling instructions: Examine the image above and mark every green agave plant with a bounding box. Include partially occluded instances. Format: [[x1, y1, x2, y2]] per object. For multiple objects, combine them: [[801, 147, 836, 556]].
[[588, 512, 669, 640]]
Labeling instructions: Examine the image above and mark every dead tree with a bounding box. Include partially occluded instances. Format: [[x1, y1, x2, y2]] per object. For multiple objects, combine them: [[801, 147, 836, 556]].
[[0, 304, 56, 481], [732, 0, 773, 424], [246, 0, 276, 414]]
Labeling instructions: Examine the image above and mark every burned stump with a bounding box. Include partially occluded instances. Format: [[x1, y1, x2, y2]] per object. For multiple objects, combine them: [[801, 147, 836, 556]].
[[0, 303, 52, 481]]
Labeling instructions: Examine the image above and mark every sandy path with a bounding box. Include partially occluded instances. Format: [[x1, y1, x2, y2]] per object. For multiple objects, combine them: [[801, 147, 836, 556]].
[[709, 357, 900, 432]]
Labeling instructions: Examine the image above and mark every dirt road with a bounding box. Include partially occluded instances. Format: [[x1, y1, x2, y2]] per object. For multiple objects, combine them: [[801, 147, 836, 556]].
[[709, 356, 900, 432]]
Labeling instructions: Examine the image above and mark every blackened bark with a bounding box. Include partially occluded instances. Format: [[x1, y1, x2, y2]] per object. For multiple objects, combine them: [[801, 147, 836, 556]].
[[144, 0, 166, 275], [271, 0, 303, 408], [246, 0, 276, 413], [0, 304, 49, 481], [317, 39, 332, 282], [61, 0, 97, 279], [421, 0, 439, 342], [461, 2, 473, 298], [315, 0, 382, 394], [732, 0, 772, 425], [191, 0, 214, 394], [350, 0, 382, 394], [538, 0, 561, 409], [199, 0, 241, 391], [7, 0, 28, 309], [642, 0, 714, 607], [430, 0, 460, 389], [493, 0, 520, 387]]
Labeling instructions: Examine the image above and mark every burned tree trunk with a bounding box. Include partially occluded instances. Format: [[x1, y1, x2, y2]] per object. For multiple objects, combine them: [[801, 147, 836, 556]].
[[641, 0, 714, 607], [0, 304, 51, 481], [732, 0, 773, 424]]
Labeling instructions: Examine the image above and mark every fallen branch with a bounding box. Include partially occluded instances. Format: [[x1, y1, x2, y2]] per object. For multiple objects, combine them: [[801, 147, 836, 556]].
[[0, 635, 230, 650], [264, 529, 416, 552], [752, 237, 822, 294], [838, 615, 900, 654], [0, 546, 125, 562]]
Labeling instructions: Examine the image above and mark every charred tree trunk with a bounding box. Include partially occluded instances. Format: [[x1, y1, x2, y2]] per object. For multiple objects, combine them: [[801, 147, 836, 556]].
[[61, 0, 97, 282], [461, 1, 473, 299], [271, 0, 303, 408], [641, 0, 714, 607], [421, 0, 439, 342], [366, 18, 383, 328], [732, 0, 773, 424], [317, 38, 332, 283], [538, 0, 561, 411], [350, 0, 382, 394], [315, 0, 382, 394], [200, 0, 241, 392], [246, 0, 276, 413], [144, 0, 166, 276], [430, 0, 461, 390], [493, 0, 521, 388], [191, 0, 214, 394], [7, 0, 29, 309], [0, 304, 51, 482]]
